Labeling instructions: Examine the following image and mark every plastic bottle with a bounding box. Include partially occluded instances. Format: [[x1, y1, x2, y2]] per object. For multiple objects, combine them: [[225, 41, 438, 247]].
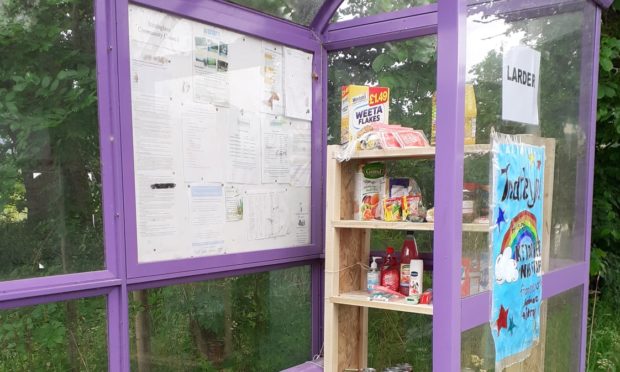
[[380, 247, 400, 292], [399, 231, 419, 296], [367, 257, 381, 293]]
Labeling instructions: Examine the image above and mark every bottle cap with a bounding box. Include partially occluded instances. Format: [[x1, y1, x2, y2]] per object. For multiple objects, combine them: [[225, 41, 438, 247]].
[[386, 246, 394, 254]]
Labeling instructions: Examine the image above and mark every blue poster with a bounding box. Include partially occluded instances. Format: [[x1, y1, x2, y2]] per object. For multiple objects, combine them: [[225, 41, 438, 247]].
[[490, 133, 545, 369]]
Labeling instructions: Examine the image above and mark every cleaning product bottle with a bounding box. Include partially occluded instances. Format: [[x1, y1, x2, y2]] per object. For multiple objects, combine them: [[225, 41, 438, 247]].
[[367, 257, 381, 293], [380, 247, 400, 292], [399, 231, 419, 296]]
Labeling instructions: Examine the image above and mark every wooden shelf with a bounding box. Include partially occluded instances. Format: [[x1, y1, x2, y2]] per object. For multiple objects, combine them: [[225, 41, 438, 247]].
[[332, 220, 491, 232], [335, 144, 490, 160], [332, 220, 434, 231], [330, 291, 433, 315]]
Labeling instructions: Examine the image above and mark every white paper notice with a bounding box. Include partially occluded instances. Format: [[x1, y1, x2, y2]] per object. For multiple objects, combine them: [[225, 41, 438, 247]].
[[502, 46, 541, 125], [293, 199, 310, 245], [289, 120, 311, 187], [262, 116, 290, 184], [135, 174, 187, 262], [262, 42, 284, 115], [189, 184, 225, 256], [132, 93, 175, 172], [283, 47, 312, 120], [224, 185, 243, 222], [192, 24, 231, 106], [226, 111, 261, 184], [246, 190, 288, 239], [181, 102, 222, 183]]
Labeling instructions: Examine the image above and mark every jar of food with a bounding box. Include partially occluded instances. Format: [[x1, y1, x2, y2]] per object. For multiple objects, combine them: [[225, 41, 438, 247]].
[[462, 183, 477, 223]]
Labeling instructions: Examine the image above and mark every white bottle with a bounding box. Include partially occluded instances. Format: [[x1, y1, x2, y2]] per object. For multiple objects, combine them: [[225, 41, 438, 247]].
[[367, 257, 381, 292], [409, 259, 424, 296]]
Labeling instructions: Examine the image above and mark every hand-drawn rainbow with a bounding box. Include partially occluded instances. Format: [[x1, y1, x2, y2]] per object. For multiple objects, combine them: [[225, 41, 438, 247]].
[[500, 210, 538, 260]]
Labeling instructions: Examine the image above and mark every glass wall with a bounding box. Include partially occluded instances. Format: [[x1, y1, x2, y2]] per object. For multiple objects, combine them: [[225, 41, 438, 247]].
[[332, 0, 436, 23], [0, 0, 103, 280], [0, 297, 108, 371], [368, 309, 432, 371], [461, 286, 584, 370], [226, 0, 323, 25], [462, 0, 598, 300], [129, 266, 312, 371]]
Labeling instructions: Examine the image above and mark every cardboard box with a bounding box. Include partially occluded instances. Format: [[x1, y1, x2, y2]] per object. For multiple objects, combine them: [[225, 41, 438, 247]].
[[341, 85, 390, 144], [353, 162, 386, 220]]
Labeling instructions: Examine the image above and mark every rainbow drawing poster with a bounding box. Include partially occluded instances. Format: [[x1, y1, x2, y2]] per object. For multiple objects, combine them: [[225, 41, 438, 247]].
[[490, 133, 545, 369]]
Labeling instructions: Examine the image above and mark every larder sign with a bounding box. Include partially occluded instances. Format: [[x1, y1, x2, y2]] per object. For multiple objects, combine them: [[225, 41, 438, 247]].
[[502, 46, 541, 125]]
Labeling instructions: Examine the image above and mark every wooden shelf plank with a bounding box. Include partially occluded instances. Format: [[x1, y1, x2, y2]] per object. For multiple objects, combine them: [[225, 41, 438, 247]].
[[334, 144, 490, 160], [332, 220, 491, 232], [330, 291, 433, 315], [332, 220, 434, 231]]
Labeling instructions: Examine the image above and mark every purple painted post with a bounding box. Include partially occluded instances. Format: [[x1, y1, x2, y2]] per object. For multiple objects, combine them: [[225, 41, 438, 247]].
[[434, 0, 466, 371], [580, 6, 603, 372], [323, 4, 437, 51]]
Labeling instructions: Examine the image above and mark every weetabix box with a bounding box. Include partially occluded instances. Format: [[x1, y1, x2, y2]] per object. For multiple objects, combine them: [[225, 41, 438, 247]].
[[341, 85, 390, 144]]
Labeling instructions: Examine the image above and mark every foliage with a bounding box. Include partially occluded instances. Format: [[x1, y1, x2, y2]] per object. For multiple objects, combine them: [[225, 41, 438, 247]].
[[128, 267, 312, 372], [587, 2, 620, 371]]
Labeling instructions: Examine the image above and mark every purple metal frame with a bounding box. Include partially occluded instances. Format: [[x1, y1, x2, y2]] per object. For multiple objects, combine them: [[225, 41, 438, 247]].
[[433, 1, 466, 371], [0, 0, 609, 371]]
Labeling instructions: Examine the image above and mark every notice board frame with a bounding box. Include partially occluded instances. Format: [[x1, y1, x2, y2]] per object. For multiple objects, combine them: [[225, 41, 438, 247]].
[[115, 0, 326, 281]]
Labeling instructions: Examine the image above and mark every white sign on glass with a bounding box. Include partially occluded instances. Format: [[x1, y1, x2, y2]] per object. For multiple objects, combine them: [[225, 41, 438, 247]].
[[502, 46, 541, 125]]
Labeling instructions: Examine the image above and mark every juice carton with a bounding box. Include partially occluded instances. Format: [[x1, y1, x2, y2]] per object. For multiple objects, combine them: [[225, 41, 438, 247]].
[[341, 85, 390, 144], [353, 162, 386, 220], [431, 84, 477, 145]]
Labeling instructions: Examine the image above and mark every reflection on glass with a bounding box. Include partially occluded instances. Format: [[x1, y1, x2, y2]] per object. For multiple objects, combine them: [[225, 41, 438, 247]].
[[328, 36, 438, 282], [332, 0, 436, 23], [129, 266, 311, 371], [461, 0, 597, 287], [461, 286, 583, 371], [368, 309, 432, 371], [328, 36, 437, 144], [226, 0, 323, 25], [544, 286, 583, 370], [0, 0, 104, 280], [0, 297, 108, 370]]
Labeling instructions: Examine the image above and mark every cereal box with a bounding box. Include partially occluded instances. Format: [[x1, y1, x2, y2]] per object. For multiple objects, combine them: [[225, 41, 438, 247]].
[[341, 85, 390, 144]]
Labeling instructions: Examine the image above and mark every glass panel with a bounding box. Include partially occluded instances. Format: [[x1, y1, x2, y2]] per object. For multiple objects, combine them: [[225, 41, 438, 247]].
[[0, 0, 104, 280], [226, 0, 323, 25], [461, 0, 598, 297], [328, 36, 437, 145], [328, 36, 437, 294], [367, 309, 432, 371], [544, 286, 583, 370], [461, 286, 584, 371], [332, 0, 436, 23], [0, 297, 108, 370], [129, 266, 311, 371]]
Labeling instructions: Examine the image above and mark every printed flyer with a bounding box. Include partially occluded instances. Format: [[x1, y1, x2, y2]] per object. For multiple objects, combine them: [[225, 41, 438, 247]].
[[490, 132, 545, 369]]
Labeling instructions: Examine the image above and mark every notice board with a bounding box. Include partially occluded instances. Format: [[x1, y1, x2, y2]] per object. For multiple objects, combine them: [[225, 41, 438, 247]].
[[128, 5, 313, 263]]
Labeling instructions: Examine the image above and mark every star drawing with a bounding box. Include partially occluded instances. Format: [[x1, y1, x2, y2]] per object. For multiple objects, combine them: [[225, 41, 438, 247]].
[[496, 305, 509, 335], [508, 316, 517, 335], [496, 207, 506, 230], [528, 152, 535, 165]]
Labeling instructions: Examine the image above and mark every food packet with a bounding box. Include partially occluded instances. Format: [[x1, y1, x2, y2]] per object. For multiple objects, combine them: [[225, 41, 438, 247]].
[[368, 285, 406, 302]]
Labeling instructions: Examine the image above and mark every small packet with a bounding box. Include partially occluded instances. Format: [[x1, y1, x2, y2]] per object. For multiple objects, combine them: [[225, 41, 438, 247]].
[[383, 197, 404, 222], [419, 289, 433, 305], [368, 285, 407, 302]]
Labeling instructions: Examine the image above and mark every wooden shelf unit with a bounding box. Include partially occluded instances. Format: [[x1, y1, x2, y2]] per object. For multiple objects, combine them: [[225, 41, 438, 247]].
[[324, 138, 555, 372]]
